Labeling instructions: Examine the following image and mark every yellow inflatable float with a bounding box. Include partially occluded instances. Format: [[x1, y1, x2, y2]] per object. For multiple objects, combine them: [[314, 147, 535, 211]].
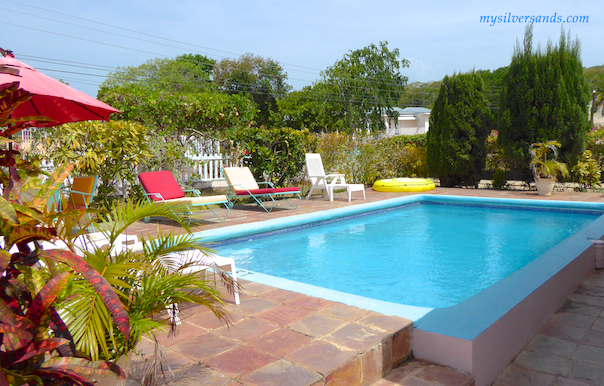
[[372, 178, 435, 193]]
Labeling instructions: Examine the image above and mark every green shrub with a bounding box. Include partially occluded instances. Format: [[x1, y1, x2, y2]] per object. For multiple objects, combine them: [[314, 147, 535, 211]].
[[492, 169, 508, 189], [315, 133, 428, 185], [572, 150, 601, 190], [427, 72, 492, 187], [499, 25, 590, 172], [226, 126, 316, 186], [586, 125, 604, 172]]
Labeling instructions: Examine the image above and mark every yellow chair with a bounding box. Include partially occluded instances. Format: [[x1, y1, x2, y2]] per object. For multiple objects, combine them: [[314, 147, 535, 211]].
[[48, 176, 98, 231], [59, 176, 98, 211]]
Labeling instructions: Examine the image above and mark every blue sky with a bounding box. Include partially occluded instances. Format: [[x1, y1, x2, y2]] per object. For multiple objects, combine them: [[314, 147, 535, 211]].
[[2, 0, 601, 97]]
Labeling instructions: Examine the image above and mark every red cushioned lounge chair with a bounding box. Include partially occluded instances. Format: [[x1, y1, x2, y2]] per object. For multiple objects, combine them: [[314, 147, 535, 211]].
[[138, 170, 229, 223], [223, 166, 301, 212]]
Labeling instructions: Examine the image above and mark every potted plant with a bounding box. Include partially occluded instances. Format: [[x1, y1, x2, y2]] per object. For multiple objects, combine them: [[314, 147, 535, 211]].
[[529, 140, 569, 195]]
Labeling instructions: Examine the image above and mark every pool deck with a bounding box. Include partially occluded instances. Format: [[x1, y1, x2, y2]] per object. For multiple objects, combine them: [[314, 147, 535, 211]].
[[124, 187, 604, 385]]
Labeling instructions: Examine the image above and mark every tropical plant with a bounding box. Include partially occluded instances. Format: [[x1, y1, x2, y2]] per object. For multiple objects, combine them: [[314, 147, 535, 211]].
[[585, 125, 604, 170], [57, 200, 234, 362], [427, 71, 492, 187], [528, 140, 569, 181], [0, 162, 130, 385], [572, 150, 601, 190]]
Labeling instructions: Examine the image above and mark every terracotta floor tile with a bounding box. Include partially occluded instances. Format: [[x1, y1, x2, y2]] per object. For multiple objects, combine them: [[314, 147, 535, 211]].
[[225, 297, 279, 316], [254, 304, 314, 326], [203, 345, 278, 379], [261, 288, 305, 303], [169, 332, 239, 361], [492, 363, 556, 386], [289, 313, 346, 338], [214, 317, 278, 342], [249, 327, 311, 358], [320, 303, 371, 322], [539, 321, 588, 343], [328, 323, 390, 353], [286, 341, 355, 375], [240, 359, 322, 386], [154, 321, 208, 348], [239, 281, 275, 296], [287, 294, 335, 310], [514, 350, 571, 376], [412, 362, 476, 386], [527, 334, 579, 358], [187, 309, 246, 330], [552, 312, 597, 329], [581, 330, 604, 349], [559, 301, 602, 317], [358, 313, 413, 333], [569, 294, 604, 308]]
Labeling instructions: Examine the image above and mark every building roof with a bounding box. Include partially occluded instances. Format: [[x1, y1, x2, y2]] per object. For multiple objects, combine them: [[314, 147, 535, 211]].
[[399, 107, 431, 115], [387, 107, 431, 117]]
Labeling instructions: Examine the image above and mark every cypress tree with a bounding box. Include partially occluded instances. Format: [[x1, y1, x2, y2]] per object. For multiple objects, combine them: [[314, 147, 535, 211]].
[[499, 24, 590, 177], [427, 72, 492, 187]]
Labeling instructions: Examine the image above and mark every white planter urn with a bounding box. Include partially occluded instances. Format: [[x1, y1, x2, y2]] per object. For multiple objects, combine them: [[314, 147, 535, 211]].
[[534, 176, 555, 196]]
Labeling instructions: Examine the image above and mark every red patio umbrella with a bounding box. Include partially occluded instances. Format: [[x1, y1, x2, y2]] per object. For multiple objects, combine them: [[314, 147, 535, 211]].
[[0, 52, 120, 126]]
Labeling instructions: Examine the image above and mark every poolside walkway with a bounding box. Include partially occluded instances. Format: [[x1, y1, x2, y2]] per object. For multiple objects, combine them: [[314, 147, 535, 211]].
[[123, 186, 604, 385]]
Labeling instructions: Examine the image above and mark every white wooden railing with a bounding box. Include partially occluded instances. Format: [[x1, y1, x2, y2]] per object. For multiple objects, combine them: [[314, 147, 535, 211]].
[[180, 138, 232, 183]]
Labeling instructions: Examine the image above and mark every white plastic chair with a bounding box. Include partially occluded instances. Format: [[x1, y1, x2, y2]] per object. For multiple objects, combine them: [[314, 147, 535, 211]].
[[305, 153, 365, 201], [162, 249, 240, 306]]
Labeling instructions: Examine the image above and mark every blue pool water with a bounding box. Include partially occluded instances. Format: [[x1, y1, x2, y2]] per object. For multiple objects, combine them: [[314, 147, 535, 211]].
[[213, 202, 602, 309]]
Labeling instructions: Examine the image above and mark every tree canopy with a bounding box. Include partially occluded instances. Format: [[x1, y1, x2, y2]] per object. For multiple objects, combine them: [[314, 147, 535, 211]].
[[98, 54, 215, 96], [213, 53, 291, 126], [318, 41, 409, 133]]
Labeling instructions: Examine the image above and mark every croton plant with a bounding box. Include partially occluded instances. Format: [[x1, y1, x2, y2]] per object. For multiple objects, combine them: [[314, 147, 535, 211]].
[[0, 81, 129, 385]]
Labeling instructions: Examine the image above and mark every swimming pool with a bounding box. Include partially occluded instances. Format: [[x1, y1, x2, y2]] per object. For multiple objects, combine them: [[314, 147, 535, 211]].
[[197, 194, 604, 386], [212, 201, 601, 309]]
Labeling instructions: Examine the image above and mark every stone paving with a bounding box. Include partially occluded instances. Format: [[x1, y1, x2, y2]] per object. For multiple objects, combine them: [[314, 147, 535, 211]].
[[121, 186, 604, 385], [492, 270, 604, 386], [131, 279, 414, 386]]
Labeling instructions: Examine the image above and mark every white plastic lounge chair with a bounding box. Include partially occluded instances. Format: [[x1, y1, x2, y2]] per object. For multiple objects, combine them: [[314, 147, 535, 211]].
[[223, 166, 301, 212], [305, 153, 366, 202]]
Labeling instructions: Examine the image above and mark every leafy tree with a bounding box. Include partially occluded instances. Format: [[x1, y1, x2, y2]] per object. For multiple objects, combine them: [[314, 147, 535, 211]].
[[99, 87, 256, 179], [100, 87, 256, 139], [427, 72, 493, 187], [398, 81, 441, 109], [213, 53, 292, 126], [98, 54, 215, 96], [319, 41, 408, 133], [31, 120, 152, 206], [271, 83, 341, 132], [499, 24, 590, 175]]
